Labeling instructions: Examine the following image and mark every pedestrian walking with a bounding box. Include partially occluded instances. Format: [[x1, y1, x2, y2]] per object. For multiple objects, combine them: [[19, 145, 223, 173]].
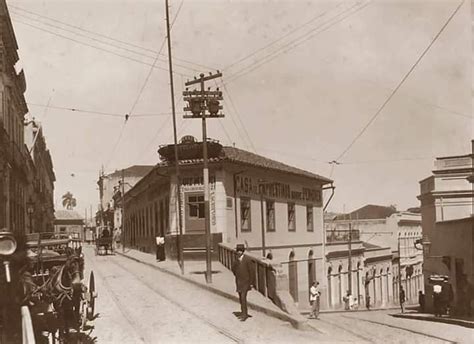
[[433, 284, 442, 316], [418, 290, 425, 312], [309, 281, 321, 319], [155, 236, 165, 261], [399, 286, 406, 313], [231, 244, 255, 321]]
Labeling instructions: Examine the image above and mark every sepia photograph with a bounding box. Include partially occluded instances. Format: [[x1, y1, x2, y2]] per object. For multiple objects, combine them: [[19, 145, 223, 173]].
[[0, 0, 472, 343]]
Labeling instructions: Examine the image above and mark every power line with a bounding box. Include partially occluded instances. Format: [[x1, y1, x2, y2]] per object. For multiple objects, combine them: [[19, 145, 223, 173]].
[[105, 120, 128, 168], [12, 19, 192, 78], [10, 10, 201, 74], [128, 0, 184, 118], [27, 102, 174, 118], [224, 1, 369, 85], [221, 82, 257, 152], [9, 4, 215, 72], [224, 1, 344, 71], [335, 0, 465, 162], [10, 11, 200, 74]]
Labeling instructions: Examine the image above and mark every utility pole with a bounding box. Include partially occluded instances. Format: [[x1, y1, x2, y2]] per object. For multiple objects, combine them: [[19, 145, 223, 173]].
[[183, 71, 224, 284], [121, 169, 126, 253], [165, 0, 184, 274], [398, 234, 402, 300], [348, 213, 352, 295]]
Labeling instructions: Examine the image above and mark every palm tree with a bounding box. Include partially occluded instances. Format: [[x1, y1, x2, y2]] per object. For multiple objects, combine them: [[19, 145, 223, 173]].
[[62, 192, 77, 210]]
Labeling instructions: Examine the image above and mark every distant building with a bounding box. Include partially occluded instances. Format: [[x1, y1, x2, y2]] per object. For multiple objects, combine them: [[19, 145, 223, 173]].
[[96, 165, 153, 231], [54, 210, 84, 240], [123, 137, 333, 309], [326, 204, 423, 308], [418, 141, 474, 315]]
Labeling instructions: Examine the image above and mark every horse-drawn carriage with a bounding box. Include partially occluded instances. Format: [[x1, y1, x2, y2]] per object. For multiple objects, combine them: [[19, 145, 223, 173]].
[[0, 230, 97, 343], [95, 226, 114, 256]]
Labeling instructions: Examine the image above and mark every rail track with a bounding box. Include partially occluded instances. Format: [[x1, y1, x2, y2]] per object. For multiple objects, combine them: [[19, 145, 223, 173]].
[[86, 248, 243, 344]]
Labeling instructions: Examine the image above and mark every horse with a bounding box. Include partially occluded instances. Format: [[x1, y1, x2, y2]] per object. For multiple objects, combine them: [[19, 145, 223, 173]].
[[24, 246, 85, 343]]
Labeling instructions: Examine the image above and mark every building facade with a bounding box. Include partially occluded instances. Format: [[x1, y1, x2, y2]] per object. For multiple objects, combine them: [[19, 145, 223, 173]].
[[418, 141, 474, 315], [96, 165, 153, 231], [54, 210, 84, 240], [0, 2, 54, 236], [324, 205, 423, 309], [123, 138, 333, 308]]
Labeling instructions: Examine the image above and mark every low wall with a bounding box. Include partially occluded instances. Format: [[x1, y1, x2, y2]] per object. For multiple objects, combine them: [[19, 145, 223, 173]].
[[218, 243, 307, 328]]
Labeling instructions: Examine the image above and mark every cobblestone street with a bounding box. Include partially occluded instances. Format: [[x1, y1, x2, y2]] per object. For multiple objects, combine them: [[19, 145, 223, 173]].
[[84, 247, 471, 343]]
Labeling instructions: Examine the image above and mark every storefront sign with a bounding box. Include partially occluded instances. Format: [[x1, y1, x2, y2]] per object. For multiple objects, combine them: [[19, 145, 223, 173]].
[[235, 175, 322, 205]]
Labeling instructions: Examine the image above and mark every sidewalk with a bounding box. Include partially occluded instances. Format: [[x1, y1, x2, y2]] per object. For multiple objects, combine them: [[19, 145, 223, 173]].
[[115, 247, 308, 329], [392, 311, 474, 329]]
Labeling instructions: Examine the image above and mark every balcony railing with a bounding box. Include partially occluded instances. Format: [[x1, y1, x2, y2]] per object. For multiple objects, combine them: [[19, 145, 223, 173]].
[[326, 229, 360, 243]]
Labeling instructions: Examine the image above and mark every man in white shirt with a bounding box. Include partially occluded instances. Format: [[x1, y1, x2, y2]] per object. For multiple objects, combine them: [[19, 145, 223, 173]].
[[156, 236, 165, 261], [309, 281, 321, 319]]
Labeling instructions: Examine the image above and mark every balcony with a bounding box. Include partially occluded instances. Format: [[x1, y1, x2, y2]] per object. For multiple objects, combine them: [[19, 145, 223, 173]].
[[326, 229, 360, 244]]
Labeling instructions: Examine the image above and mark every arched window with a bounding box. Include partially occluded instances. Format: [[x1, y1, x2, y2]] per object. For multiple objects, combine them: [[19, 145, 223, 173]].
[[289, 251, 298, 302], [327, 266, 333, 307], [308, 250, 316, 297], [338, 265, 343, 305]]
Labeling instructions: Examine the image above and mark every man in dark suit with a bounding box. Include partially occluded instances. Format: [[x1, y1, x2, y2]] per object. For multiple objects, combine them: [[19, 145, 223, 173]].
[[231, 244, 255, 321]]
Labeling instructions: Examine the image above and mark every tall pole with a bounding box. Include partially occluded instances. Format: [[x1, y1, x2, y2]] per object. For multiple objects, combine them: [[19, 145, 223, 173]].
[[183, 71, 223, 284], [260, 188, 266, 257], [348, 221, 352, 295], [121, 169, 126, 253], [201, 74, 213, 283], [165, 0, 184, 274], [398, 235, 402, 301]]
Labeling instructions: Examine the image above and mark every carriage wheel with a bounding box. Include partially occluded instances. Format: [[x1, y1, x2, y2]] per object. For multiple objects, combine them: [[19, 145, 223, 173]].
[[21, 306, 35, 344], [87, 271, 97, 321]]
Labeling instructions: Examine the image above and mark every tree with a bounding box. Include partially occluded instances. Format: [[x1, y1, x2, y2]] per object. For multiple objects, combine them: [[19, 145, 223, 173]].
[[62, 192, 77, 210]]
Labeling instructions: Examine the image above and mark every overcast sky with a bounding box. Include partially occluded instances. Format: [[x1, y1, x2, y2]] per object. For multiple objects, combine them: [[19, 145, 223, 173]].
[[8, 0, 472, 216]]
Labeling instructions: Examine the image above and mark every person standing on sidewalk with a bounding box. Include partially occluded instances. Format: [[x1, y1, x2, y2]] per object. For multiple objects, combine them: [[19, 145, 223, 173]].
[[309, 281, 321, 319], [399, 286, 406, 313], [231, 244, 255, 321], [156, 236, 165, 261]]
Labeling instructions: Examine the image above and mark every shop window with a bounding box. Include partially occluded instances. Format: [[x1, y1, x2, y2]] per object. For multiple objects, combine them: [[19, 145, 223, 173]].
[[288, 202, 296, 231], [240, 197, 251, 232], [266, 200, 275, 232], [226, 197, 233, 209], [188, 195, 205, 219]]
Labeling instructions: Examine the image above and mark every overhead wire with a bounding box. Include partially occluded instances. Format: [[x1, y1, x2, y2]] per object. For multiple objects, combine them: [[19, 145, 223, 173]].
[[221, 82, 257, 152], [134, 0, 185, 163], [27, 102, 174, 118], [9, 4, 215, 72], [334, 0, 465, 162], [224, 1, 344, 71], [10, 10, 201, 74], [223, 1, 369, 84], [128, 0, 184, 118], [12, 19, 192, 78]]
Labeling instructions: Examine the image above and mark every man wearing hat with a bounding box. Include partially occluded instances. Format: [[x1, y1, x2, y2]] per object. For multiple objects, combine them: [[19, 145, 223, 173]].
[[231, 244, 255, 321]]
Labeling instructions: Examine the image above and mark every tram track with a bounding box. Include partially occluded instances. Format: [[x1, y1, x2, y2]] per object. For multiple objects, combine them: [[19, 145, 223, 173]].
[[107, 258, 244, 343], [340, 315, 456, 344], [86, 251, 148, 343], [86, 248, 244, 344]]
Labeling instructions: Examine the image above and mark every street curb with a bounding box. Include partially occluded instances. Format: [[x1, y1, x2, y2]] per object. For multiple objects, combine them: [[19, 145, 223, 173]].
[[391, 314, 474, 329], [116, 251, 308, 330], [301, 306, 403, 315]]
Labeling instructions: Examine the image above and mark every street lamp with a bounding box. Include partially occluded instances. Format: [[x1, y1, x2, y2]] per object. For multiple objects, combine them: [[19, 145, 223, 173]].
[[26, 199, 35, 233]]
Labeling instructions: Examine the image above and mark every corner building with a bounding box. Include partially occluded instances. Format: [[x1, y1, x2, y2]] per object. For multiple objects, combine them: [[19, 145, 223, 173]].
[[123, 138, 332, 306]]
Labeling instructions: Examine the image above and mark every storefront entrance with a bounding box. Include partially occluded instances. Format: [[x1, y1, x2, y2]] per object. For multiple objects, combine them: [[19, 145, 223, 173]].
[[185, 193, 205, 233]]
